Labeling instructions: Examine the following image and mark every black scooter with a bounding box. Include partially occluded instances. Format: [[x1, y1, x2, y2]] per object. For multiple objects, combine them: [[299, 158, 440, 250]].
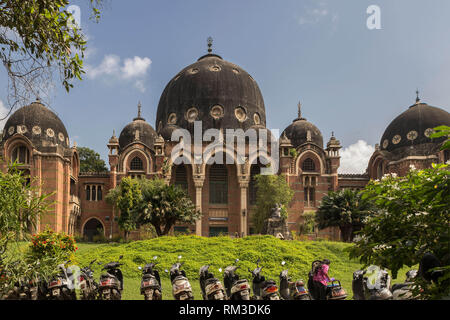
[[352, 265, 393, 300], [139, 256, 162, 300], [223, 259, 251, 300], [98, 255, 124, 300], [199, 265, 226, 300], [79, 259, 99, 300], [168, 255, 194, 300], [279, 261, 311, 300], [248, 259, 265, 300]]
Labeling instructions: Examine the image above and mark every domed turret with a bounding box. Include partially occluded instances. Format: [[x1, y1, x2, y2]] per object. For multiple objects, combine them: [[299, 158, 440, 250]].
[[156, 45, 267, 140], [119, 102, 157, 151], [1, 98, 70, 154], [380, 95, 450, 156], [281, 102, 323, 149]]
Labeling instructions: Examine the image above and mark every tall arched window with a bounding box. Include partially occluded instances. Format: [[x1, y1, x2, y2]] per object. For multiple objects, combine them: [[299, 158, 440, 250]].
[[91, 185, 96, 201], [97, 186, 102, 201], [130, 156, 144, 171], [302, 158, 316, 172], [11, 145, 30, 164], [86, 186, 91, 201], [174, 165, 188, 192], [209, 164, 228, 204]]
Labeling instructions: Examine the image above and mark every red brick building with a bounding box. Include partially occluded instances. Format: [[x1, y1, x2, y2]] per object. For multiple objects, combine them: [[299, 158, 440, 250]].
[[1, 51, 449, 240]]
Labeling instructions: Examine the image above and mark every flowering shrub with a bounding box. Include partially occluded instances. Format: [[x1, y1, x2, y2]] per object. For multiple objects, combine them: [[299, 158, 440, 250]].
[[28, 228, 78, 262]]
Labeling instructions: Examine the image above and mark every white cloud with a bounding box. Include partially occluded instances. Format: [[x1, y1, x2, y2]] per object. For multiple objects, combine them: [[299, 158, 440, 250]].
[[296, 2, 338, 26], [339, 140, 375, 174], [86, 54, 152, 91], [0, 100, 10, 132]]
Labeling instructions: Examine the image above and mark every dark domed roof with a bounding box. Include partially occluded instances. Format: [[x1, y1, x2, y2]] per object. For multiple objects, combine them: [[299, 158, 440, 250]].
[[119, 106, 157, 151], [156, 53, 266, 138], [281, 105, 323, 149], [1, 99, 70, 153], [380, 100, 450, 154]]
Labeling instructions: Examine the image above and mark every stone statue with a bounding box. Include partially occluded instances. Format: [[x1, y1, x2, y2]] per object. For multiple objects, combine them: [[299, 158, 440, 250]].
[[265, 204, 292, 240], [270, 204, 282, 219]]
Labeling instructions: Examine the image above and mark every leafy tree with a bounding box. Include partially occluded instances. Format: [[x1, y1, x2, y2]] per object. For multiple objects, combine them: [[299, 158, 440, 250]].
[[0, 162, 54, 292], [138, 178, 201, 237], [106, 177, 201, 238], [430, 125, 450, 151], [348, 164, 450, 299], [0, 0, 103, 113], [252, 174, 294, 234], [105, 177, 142, 240], [315, 189, 375, 242], [78, 146, 108, 173]]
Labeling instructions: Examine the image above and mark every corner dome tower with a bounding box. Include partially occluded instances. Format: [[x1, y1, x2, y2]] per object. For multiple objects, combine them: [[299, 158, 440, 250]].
[[281, 102, 324, 149], [1, 98, 70, 154], [380, 95, 450, 156], [119, 102, 157, 151], [156, 42, 267, 140]]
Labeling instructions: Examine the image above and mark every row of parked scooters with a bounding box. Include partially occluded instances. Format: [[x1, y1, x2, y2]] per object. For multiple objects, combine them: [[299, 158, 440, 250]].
[[1, 255, 421, 300]]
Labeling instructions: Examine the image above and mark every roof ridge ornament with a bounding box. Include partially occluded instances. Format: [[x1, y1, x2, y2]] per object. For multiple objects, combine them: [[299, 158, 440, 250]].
[[415, 89, 420, 104], [134, 101, 145, 121], [294, 100, 306, 122]]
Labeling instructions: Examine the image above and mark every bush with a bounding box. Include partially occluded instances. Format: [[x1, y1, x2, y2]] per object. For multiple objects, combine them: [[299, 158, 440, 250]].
[[28, 228, 77, 262]]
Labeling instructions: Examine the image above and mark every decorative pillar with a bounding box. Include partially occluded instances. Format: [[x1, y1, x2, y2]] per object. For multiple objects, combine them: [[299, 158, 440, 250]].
[[194, 179, 204, 236], [239, 181, 249, 237]]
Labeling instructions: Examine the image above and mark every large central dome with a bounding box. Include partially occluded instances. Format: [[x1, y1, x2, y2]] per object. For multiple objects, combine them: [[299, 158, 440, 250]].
[[156, 53, 267, 140]]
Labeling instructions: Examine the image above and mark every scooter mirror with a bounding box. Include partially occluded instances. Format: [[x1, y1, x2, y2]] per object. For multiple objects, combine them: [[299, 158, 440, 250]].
[[164, 269, 169, 273], [235, 259, 239, 263]]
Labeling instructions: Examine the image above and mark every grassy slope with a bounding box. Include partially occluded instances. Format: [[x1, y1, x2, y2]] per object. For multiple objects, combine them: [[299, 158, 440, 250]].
[[74, 235, 414, 300]]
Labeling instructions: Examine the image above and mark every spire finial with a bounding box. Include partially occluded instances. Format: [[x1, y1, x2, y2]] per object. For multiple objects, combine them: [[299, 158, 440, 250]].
[[137, 101, 142, 118], [416, 89, 420, 103], [113, 129, 116, 137], [297, 101, 302, 118], [332, 131, 335, 137], [207, 36, 213, 53]]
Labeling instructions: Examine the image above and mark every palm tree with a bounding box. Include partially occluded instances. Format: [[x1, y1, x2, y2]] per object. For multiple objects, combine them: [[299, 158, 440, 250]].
[[315, 189, 374, 242]]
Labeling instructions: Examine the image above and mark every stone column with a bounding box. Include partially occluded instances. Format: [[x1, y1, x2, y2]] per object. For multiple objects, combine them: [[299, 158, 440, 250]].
[[194, 179, 204, 236], [239, 181, 249, 237]]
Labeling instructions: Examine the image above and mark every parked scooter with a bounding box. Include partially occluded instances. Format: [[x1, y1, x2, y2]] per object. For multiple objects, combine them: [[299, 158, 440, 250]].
[[352, 265, 393, 300], [169, 255, 194, 300], [308, 260, 347, 300], [79, 259, 99, 300], [139, 256, 162, 300], [391, 270, 418, 300], [279, 261, 312, 300], [48, 261, 77, 300], [248, 259, 265, 300], [223, 259, 251, 300], [98, 255, 124, 300], [199, 265, 226, 300]]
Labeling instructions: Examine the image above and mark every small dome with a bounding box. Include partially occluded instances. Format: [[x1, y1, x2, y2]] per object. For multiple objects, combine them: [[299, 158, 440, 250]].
[[380, 100, 450, 155], [156, 52, 267, 138], [118, 105, 157, 151], [1, 99, 70, 153], [281, 104, 323, 149]]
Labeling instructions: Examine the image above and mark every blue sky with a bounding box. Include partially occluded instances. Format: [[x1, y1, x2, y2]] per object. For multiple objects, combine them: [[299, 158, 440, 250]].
[[1, 0, 450, 173]]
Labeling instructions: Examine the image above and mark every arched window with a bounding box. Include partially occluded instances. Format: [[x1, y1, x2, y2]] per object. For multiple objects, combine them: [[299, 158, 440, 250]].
[[302, 158, 316, 172], [174, 165, 188, 192], [91, 185, 96, 201], [209, 164, 228, 204], [97, 186, 102, 201], [11, 145, 30, 164], [130, 156, 144, 171], [86, 186, 91, 201], [377, 161, 383, 179]]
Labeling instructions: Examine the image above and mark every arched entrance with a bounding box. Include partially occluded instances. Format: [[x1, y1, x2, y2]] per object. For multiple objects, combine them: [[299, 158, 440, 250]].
[[83, 218, 104, 242]]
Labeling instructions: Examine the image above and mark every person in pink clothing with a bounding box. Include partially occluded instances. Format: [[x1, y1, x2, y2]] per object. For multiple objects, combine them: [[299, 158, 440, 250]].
[[313, 259, 333, 300]]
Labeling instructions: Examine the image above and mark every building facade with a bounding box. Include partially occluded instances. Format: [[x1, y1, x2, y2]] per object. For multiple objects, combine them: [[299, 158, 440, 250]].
[[1, 49, 449, 240]]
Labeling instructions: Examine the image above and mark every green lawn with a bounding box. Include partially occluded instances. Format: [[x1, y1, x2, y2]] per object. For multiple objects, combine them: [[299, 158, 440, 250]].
[[74, 235, 415, 300]]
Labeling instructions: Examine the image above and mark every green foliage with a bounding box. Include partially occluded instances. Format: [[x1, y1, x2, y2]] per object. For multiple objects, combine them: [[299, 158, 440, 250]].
[[289, 148, 298, 158], [27, 228, 77, 262], [252, 174, 294, 233], [299, 211, 316, 235], [106, 177, 201, 238], [348, 164, 450, 299], [0, 0, 103, 102], [430, 125, 450, 151], [316, 189, 375, 242], [78, 146, 108, 173]]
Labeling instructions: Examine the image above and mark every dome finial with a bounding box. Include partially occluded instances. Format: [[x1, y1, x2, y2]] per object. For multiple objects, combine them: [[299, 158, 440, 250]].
[[137, 101, 142, 118], [298, 101, 302, 119], [416, 89, 420, 104], [207, 36, 213, 53]]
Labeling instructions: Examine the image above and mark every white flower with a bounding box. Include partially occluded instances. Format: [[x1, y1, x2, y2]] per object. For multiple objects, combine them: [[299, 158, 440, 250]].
[[409, 164, 417, 171]]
